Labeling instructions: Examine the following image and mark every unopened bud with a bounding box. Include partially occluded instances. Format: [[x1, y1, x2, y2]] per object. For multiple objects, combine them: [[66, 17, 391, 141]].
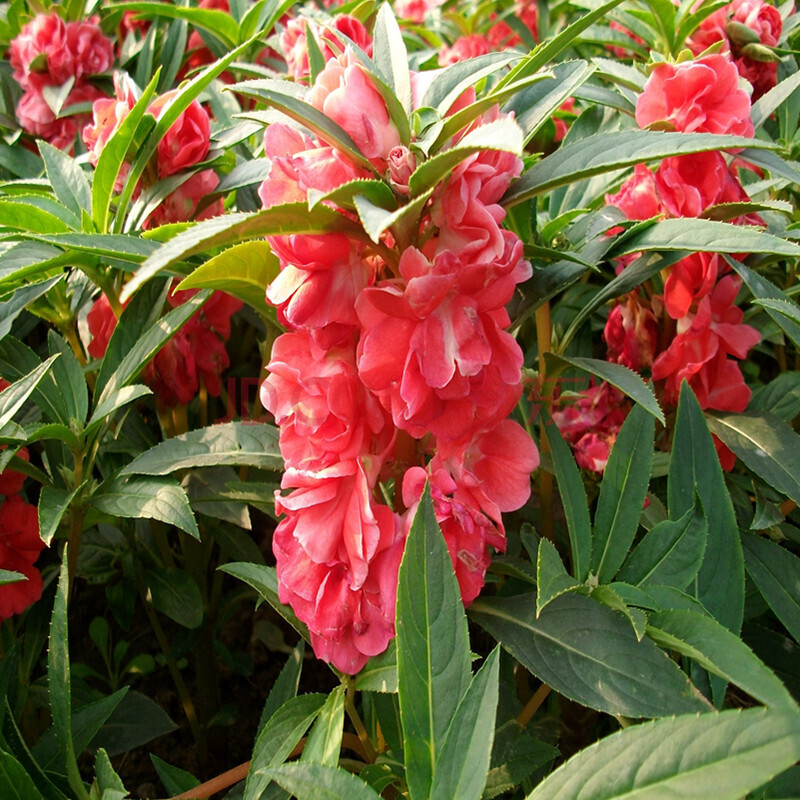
[[739, 42, 783, 62], [725, 20, 762, 46]]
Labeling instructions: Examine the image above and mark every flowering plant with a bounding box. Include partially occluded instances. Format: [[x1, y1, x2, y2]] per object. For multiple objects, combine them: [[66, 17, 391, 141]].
[[1, 0, 800, 798]]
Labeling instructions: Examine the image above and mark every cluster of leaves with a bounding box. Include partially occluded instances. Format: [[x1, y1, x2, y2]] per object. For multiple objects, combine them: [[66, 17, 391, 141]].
[[1, 0, 800, 798]]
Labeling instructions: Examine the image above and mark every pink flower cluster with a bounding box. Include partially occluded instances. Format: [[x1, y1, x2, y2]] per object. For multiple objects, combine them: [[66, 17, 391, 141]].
[[87, 284, 242, 408], [10, 12, 114, 151], [82, 75, 223, 228], [0, 380, 44, 621], [258, 47, 538, 673], [688, 0, 783, 99], [555, 53, 760, 472]]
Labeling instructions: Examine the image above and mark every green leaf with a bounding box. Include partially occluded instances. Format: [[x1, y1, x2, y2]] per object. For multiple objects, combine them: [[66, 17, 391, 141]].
[[92, 73, 159, 234], [257, 642, 305, 737], [48, 547, 88, 800], [150, 756, 200, 797], [544, 414, 592, 581], [245, 694, 328, 800], [106, 1, 239, 46], [505, 131, 771, 206], [372, 3, 411, 114], [0, 198, 71, 233], [429, 647, 500, 800], [591, 403, 655, 583], [175, 240, 279, 317], [86, 385, 152, 436], [93, 290, 208, 414], [0, 355, 60, 430], [525, 707, 800, 800], [263, 763, 382, 800], [301, 686, 345, 768], [38, 487, 80, 547], [39, 142, 92, 223], [47, 330, 87, 426], [0, 749, 44, 800], [122, 204, 361, 300], [397, 485, 471, 800], [22, 233, 159, 265], [536, 539, 578, 617], [611, 219, 800, 260], [728, 258, 800, 350], [354, 187, 432, 244], [749, 372, 800, 421], [93, 749, 127, 800], [470, 591, 710, 718], [707, 412, 800, 507], [617, 500, 708, 589], [92, 476, 200, 539], [219, 562, 311, 643], [646, 609, 796, 710], [0, 276, 63, 344], [549, 354, 664, 424], [669, 383, 744, 634], [142, 566, 203, 629], [409, 117, 524, 198], [120, 421, 282, 476], [353, 642, 397, 693], [741, 534, 800, 645], [0, 570, 25, 586]]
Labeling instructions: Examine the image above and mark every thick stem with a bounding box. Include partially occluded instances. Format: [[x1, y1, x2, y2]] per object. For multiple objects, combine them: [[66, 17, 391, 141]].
[[517, 683, 551, 728]]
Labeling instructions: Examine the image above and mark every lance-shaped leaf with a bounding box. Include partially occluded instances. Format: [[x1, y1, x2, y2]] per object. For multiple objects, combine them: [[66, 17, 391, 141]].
[[39, 487, 80, 547], [741, 533, 800, 645], [0, 355, 60, 430], [0, 570, 25, 585], [262, 763, 382, 800], [354, 641, 397, 693], [244, 694, 328, 800], [525, 707, 800, 800], [397, 485, 471, 800], [120, 421, 282, 476], [707, 411, 800, 508], [0, 749, 45, 800], [0, 276, 63, 344], [429, 647, 500, 800], [617, 499, 707, 589], [470, 591, 710, 718], [646, 609, 796, 710], [354, 188, 433, 244], [300, 686, 345, 768], [0, 199, 71, 233], [39, 142, 92, 223], [372, 3, 412, 114], [21, 233, 159, 265], [92, 475, 199, 539], [546, 354, 663, 424], [669, 384, 744, 633], [591, 403, 654, 583], [143, 567, 204, 629], [728, 258, 800, 350], [122, 204, 361, 299], [503, 131, 773, 206], [47, 331, 87, 426], [536, 538, 579, 617], [545, 415, 592, 581]]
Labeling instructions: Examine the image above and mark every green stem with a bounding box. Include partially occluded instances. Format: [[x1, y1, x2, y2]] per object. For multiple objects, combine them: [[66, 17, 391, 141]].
[[535, 302, 555, 543], [344, 684, 376, 764]]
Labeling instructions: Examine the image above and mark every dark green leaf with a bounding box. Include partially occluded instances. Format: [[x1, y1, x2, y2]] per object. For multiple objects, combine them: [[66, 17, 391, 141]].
[[617, 500, 708, 589], [470, 591, 710, 718], [143, 567, 203, 629], [536, 538, 578, 617], [39, 142, 91, 223], [263, 763, 382, 800], [397, 485, 471, 800], [646, 609, 796, 709], [591, 403, 654, 583], [257, 642, 305, 737], [741, 534, 800, 645], [354, 642, 397, 693], [0, 749, 43, 800], [526, 708, 800, 800], [150, 755, 200, 797], [38, 487, 80, 547], [430, 647, 500, 800], [93, 476, 200, 539], [106, 2, 239, 46], [120, 421, 282, 476], [0, 277, 62, 344], [47, 330, 87, 426], [86, 385, 152, 436], [0, 355, 60, 429]]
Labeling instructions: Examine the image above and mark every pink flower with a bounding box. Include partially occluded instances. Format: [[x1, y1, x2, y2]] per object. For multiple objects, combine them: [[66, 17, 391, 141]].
[[147, 93, 211, 178], [604, 293, 660, 370], [307, 48, 402, 168], [402, 466, 504, 605], [10, 13, 71, 89], [393, 0, 443, 22], [388, 145, 416, 195], [143, 169, 222, 228], [439, 34, 494, 66], [17, 82, 105, 152], [655, 151, 751, 218], [267, 233, 374, 330], [0, 496, 44, 621], [732, 0, 782, 46], [605, 164, 664, 221], [356, 246, 526, 440], [280, 15, 373, 81], [663, 252, 724, 319], [65, 17, 115, 81], [635, 54, 754, 137], [652, 275, 760, 407], [258, 123, 368, 209], [83, 71, 138, 167], [261, 330, 389, 469]]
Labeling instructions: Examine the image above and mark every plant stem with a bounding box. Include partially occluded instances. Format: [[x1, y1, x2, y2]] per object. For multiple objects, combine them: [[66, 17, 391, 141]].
[[345, 685, 377, 763], [517, 682, 551, 728], [535, 301, 555, 543]]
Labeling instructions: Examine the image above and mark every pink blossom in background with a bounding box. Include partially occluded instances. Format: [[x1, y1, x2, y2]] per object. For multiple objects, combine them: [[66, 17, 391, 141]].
[[604, 293, 660, 370], [142, 169, 223, 229], [635, 54, 754, 137], [0, 496, 44, 621], [82, 71, 138, 167], [147, 93, 212, 178], [439, 34, 493, 66], [663, 252, 725, 319], [393, 0, 443, 22], [66, 17, 115, 81], [605, 164, 664, 221], [86, 293, 120, 359]]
